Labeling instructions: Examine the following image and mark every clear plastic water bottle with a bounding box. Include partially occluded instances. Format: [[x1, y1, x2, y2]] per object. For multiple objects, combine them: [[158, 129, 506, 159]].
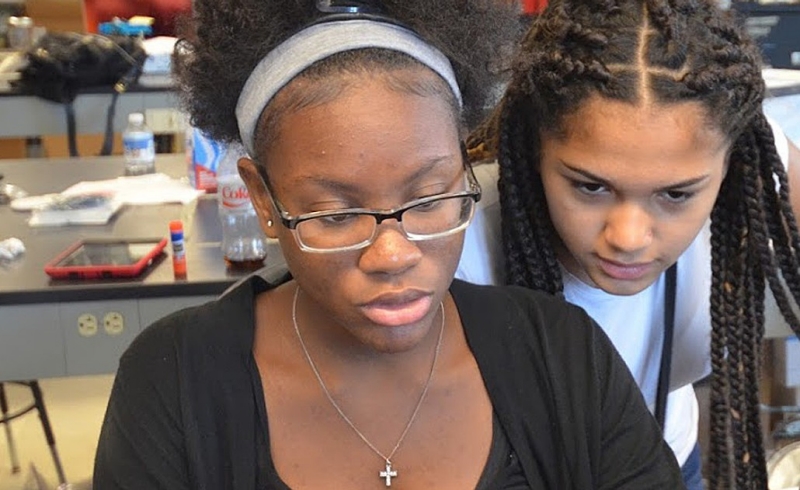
[[217, 143, 268, 271], [123, 113, 156, 176]]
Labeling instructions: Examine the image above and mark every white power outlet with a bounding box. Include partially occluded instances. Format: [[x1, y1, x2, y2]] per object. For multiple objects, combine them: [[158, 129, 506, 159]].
[[77, 314, 98, 337], [103, 312, 125, 335]]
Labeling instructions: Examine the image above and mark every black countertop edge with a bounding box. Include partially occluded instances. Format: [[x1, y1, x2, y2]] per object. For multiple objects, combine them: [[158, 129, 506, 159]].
[[0, 84, 174, 98], [768, 85, 800, 98], [732, 2, 800, 13], [0, 279, 236, 306]]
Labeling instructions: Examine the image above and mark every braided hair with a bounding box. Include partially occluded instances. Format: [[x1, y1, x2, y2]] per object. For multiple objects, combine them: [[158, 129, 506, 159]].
[[470, 0, 800, 487]]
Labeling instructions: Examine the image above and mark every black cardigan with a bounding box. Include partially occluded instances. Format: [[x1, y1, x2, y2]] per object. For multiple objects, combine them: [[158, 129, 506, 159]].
[[94, 274, 684, 489]]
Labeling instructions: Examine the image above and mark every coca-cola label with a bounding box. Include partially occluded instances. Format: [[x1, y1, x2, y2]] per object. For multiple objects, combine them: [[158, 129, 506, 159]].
[[219, 179, 252, 210], [190, 128, 223, 192]]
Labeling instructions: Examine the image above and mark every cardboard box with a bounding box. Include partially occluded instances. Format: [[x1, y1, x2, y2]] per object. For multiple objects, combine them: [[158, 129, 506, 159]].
[[41, 133, 123, 158], [0, 137, 26, 159], [25, 0, 86, 34]]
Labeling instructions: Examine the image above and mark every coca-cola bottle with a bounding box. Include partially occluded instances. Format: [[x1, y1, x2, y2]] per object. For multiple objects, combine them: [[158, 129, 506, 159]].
[[217, 143, 268, 271]]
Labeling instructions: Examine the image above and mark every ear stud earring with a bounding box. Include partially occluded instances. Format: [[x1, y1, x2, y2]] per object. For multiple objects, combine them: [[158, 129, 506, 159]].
[[267, 219, 274, 227]]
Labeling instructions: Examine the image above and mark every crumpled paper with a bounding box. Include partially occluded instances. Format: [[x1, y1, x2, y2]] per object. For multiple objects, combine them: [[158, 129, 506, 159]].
[[0, 237, 25, 261]]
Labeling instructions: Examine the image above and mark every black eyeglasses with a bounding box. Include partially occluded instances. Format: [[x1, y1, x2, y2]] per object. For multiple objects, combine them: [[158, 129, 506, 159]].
[[256, 160, 481, 254]]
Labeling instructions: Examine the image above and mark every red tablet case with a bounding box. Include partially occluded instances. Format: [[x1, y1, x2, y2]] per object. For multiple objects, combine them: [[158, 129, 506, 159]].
[[44, 238, 168, 279]]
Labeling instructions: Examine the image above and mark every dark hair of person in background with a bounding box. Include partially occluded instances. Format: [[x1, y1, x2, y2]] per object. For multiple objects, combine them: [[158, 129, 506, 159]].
[[173, 0, 520, 148], [468, 0, 800, 487]]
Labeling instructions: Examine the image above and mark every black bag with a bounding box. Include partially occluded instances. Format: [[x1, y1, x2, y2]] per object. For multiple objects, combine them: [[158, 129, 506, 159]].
[[15, 33, 147, 157]]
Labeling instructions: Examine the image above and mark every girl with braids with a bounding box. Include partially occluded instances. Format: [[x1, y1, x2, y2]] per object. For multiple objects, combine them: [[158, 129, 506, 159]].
[[458, 0, 800, 488], [93, 1, 683, 488]]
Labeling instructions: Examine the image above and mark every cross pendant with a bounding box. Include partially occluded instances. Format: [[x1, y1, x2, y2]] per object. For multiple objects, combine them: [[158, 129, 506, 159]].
[[380, 461, 397, 487]]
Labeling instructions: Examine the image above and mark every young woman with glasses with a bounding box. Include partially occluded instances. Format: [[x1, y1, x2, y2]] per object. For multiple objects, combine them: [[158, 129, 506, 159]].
[[93, 1, 684, 488]]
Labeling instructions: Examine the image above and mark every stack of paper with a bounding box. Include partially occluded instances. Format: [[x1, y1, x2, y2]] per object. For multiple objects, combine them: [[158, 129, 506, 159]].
[[27, 194, 124, 227], [13, 173, 203, 227]]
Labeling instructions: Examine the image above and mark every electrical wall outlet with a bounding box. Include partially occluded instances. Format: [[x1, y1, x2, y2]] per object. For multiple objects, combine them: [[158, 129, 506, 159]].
[[60, 300, 139, 376], [77, 314, 98, 337], [103, 312, 125, 336]]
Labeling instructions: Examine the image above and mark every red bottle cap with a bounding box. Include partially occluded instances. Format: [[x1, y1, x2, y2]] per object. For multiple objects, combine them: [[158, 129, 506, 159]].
[[169, 220, 183, 232]]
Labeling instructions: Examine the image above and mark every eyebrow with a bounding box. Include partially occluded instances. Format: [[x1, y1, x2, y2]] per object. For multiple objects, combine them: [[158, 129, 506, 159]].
[[560, 161, 711, 191], [301, 154, 459, 195]]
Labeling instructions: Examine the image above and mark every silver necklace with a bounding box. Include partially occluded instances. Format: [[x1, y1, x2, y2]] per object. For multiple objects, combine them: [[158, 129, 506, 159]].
[[291, 287, 445, 487]]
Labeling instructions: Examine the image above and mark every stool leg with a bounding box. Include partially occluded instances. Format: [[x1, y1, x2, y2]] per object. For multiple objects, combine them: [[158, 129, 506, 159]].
[[0, 383, 21, 474], [29, 382, 67, 485]]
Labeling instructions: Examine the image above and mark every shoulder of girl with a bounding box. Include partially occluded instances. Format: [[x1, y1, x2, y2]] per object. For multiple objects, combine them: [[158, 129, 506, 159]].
[[124, 275, 261, 364], [455, 280, 597, 339]]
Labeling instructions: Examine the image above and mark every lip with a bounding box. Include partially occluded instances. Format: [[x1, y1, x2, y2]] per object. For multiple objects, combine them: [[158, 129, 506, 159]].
[[360, 290, 434, 327], [597, 257, 654, 281]]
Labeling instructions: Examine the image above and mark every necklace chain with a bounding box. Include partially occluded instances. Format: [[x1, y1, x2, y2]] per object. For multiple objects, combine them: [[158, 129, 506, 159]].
[[291, 286, 445, 468]]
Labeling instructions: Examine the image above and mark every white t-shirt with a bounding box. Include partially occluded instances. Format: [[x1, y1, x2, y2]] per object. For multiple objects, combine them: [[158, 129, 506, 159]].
[[456, 120, 791, 466]]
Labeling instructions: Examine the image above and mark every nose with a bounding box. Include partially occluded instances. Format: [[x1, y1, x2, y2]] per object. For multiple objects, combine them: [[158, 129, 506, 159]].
[[358, 221, 423, 275], [603, 203, 653, 255]]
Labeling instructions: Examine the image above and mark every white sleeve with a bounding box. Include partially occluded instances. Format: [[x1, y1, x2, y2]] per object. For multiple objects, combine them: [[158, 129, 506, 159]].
[[762, 116, 799, 338], [456, 163, 505, 286], [712, 115, 796, 339], [766, 115, 790, 169]]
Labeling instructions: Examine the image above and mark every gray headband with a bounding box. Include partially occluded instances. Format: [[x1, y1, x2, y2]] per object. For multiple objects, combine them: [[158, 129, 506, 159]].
[[235, 19, 462, 156]]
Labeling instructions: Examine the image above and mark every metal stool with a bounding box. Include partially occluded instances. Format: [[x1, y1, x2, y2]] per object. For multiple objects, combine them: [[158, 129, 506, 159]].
[[0, 381, 67, 485]]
